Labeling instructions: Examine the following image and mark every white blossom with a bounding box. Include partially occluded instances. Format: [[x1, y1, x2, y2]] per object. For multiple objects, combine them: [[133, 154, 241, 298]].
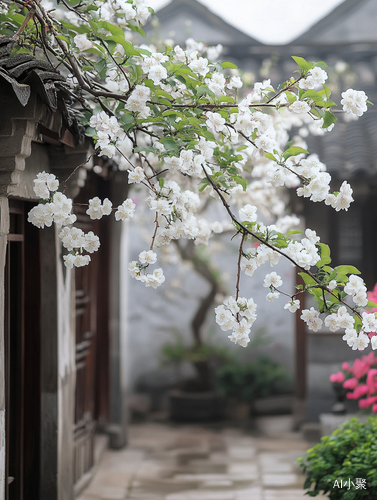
[[284, 300, 300, 313], [263, 272, 283, 288], [289, 100, 311, 114], [74, 34, 93, 51], [138, 250, 157, 265], [115, 199, 136, 221], [341, 89, 368, 117]]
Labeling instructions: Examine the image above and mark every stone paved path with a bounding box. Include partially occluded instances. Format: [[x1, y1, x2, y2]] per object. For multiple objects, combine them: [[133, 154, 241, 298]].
[[77, 422, 326, 500]]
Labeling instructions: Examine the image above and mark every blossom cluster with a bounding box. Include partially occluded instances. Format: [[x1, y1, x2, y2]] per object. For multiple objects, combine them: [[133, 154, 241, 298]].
[[299, 67, 328, 90], [89, 111, 124, 158], [128, 250, 165, 288], [326, 279, 377, 351], [293, 157, 354, 211], [330, 352, 377, 412], [59, 227, 100, 268], [28, 173, 76, 229], [124, 84, 151, 118], [215, 296, 257, 347]]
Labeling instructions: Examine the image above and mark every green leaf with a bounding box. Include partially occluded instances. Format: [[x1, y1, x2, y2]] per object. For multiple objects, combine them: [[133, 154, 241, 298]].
[[233, 175, 247, 191], [298, 272, 317, 287], [196, 85, 210, 97], [292, 56, 314, 73], [285, 91, 297, 105], [264, 152, 276, 162], [156, 89, 173, 100], [302, 90, 321, 100], [97, 20, 124, 37], [120, 113, 134, 125], [138, 48, 151, 56], [282, 147, 309, 160], [334, 265, 361, 276], [286, 229, 303, 237], [368, 300, 377, 308], [94, 59, 107, 79], [104, 36, 139, 56], [60, 21, 90, 34], [56, 34, 71, 44], [222, 62, 238, 69], [322, 85, 331, 100], [315, 61, 328, 69], [322, 111, 337, 129], [316, 243, 331, 267], [159, 137, 178, 152], [218, 96, 234, 103], [134, 146, 156, 154]]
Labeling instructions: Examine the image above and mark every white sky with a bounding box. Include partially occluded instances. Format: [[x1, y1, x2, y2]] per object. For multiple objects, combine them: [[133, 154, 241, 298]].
[[146, 0, 346, 44]]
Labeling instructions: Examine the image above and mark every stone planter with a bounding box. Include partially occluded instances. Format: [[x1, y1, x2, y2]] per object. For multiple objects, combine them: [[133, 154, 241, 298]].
[[168, 390, 226, 421], [254, 415, 294, 436], [252, 395, 294, 416], [319, 413, 370, 436]]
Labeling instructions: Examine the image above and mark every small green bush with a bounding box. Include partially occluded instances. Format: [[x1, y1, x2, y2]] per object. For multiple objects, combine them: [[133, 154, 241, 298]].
[[299, 417, 377, 499], [216, 356, 292, 401]]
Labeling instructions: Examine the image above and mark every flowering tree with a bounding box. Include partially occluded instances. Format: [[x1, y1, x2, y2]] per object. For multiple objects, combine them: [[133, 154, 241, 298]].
[[3, 0, 377, 352]]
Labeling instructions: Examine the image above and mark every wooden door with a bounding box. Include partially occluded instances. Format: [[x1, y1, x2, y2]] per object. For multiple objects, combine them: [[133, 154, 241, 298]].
[[5, 200, 41, 500], [73, 175, 110, 489]]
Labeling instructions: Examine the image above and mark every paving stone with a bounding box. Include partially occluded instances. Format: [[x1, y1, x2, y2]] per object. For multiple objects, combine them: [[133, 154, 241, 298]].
[[263, 489, 328, 500], [166, 490, 236, 500], [201, 479, 234, 488], [77, 421, 313, 500], [234, 487, 263, 500], [262, 473, 300, 487], [228, 463, 258, 481], [83, 485, 126, 500], [227, 447, 256, 460], [76, 494, 102, 500]]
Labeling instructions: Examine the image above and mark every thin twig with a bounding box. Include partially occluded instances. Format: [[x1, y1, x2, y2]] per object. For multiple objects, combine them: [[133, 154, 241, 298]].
[[62, 152, 95, 193], [236, 232, 245, 302], [12, 7, 36, 40], [150, 212, 159, 250]]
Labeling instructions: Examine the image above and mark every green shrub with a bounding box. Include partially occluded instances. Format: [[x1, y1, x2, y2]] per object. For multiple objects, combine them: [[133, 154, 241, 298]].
[[299, 417, 377, 499], [215, 356, 292, 401]]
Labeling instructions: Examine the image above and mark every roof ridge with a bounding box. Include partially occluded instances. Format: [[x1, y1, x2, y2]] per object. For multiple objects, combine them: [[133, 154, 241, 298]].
[[147, 0, 262, 45], [291, 0, 370, 45]]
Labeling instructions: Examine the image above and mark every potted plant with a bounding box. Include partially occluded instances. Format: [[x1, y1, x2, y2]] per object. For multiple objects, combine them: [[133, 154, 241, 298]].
[[330, 352, 377, 414], [216, 355, 293, 418], [299, 417, 377, 498], [162, 332, 233, 420], [161, 239, 233, 420]]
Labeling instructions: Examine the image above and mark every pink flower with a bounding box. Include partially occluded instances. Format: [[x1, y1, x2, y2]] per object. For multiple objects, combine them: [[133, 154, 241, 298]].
[[353, 384, 368, 399], [365, 396, 377, 406], [330, 372, 345, 383], [342, 362, 350, 371], [344, 377, 358, 389], [366, 369, 377, 390], [372, 404, 377, 413], [359, 398, 370, 409]]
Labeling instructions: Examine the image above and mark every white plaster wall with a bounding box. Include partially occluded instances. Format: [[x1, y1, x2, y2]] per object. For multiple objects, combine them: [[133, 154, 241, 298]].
[[56, 228, 75, 500], [120, 220, 130, 395], [125, 200, 296, 397]]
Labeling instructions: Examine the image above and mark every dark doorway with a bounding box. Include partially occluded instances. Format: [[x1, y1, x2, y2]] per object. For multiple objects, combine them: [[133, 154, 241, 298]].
[[5, 200, 41, 500]]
